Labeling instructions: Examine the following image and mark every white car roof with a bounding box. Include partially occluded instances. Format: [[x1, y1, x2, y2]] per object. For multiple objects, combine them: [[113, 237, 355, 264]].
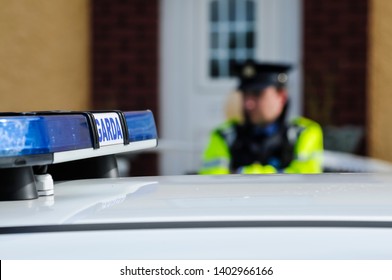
[[2, 173, 392, 227], [2, 173, 392, 259]]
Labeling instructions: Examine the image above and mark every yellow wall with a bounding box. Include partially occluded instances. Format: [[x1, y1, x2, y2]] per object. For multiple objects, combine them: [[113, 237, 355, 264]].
[[368, 0, 392, 161], [0, 0, 90, 111]]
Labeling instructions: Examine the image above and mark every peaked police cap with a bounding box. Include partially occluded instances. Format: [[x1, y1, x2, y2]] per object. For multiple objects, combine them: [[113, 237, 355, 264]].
[[236, 60, 292, 93]]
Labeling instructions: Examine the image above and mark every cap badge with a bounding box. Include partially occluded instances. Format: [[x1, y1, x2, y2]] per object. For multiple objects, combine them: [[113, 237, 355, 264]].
[[242, 65, 256, 78], [277, 73, 288, 83]]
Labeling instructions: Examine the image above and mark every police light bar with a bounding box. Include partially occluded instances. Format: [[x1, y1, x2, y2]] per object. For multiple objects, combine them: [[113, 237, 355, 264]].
[[0, 110, 158, 168]]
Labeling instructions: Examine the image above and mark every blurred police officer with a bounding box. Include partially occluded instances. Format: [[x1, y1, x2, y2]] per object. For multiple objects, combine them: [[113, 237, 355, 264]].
[[199, 60, 323, 174]]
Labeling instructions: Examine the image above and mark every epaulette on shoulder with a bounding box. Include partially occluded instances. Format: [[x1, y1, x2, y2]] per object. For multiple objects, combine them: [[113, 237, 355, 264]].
[[287, 117, 321, 145], [290, 116, 320, 129]]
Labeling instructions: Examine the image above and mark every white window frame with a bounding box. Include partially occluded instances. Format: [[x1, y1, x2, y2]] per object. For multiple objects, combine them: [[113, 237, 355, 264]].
[[207, 0, 257, 79]]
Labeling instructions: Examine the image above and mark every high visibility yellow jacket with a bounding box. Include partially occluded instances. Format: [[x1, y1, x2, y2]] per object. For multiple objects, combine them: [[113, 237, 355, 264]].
[[199, 117, 323, 174]]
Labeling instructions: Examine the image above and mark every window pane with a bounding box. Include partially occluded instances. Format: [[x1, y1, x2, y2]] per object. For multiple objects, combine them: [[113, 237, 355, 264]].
[[247, 49, 255, 60], [210, 31, 219, 49], [210, 59, 219, 77], [210, 1, 219, 22], [246, 0, 255, 21], [220, 59, 229, 77], [228, 0, 236, 22], [246, 31, 254, 48], [229, 32, 236, 49], [228, 59, 237, 76]]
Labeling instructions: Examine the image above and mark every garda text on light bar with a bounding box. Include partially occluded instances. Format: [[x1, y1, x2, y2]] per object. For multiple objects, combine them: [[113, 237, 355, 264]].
[[93, 113, 124, 146]]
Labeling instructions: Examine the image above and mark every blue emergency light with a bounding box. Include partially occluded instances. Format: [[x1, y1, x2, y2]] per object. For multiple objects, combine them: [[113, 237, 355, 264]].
[[0, 110, 158, 201], [0, 110, 158, 168]]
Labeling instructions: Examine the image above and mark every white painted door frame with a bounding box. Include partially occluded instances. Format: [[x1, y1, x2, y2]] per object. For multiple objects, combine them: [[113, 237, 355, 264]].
[[159, 0, 303, 175]]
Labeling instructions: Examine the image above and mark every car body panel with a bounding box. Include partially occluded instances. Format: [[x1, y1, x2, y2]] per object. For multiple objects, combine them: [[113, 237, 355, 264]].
[[2, 173, 392, 259]]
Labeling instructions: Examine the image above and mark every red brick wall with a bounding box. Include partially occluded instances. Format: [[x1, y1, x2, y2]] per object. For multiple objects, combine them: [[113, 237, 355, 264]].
[[303, 1, 368, 152], [92, 0, 159, 175]]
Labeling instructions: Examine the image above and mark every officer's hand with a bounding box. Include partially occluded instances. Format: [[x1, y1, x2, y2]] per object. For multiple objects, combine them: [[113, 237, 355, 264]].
[[237, 163, 277, 174]]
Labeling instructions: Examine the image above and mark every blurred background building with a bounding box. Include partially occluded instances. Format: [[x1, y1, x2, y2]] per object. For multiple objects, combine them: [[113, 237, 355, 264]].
[[0, 0, 391, 175]]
